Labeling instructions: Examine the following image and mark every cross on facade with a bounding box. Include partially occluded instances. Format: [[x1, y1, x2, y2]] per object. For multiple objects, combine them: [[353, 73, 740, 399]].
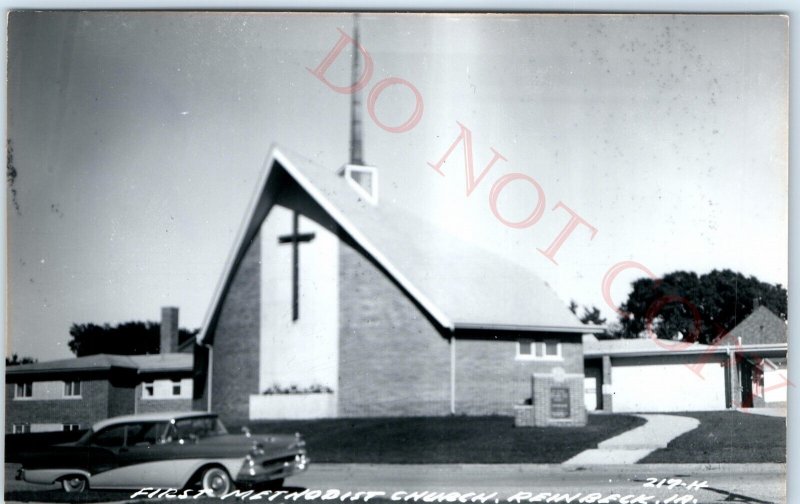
[[278, 211, 316, 321]]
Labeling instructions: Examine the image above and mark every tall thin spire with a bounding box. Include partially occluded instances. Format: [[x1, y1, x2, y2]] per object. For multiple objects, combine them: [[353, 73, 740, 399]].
[[349, 13, 364, 165]]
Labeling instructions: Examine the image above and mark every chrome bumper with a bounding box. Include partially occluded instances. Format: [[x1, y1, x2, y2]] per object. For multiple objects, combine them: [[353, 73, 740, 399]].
[[236, 452, 309, 485]]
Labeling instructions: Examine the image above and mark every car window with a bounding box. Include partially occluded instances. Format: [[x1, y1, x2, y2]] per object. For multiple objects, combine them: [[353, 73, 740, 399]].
[[172, 416, 227, 440], [91, 425, 128, 448], [127, 422, 164, 446]]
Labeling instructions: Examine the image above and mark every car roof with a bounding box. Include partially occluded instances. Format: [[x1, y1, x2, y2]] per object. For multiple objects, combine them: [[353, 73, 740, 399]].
[[91, 411, 215, 432]]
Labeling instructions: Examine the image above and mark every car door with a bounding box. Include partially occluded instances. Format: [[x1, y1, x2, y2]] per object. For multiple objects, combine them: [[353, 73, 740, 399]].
[[83, 424, 128, 477], [93, 422, 188, 488], [115, 421, 186, 488]]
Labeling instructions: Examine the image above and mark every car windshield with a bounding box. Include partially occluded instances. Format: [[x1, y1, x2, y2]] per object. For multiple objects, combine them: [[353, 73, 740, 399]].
[[167, 416, 228, 441]]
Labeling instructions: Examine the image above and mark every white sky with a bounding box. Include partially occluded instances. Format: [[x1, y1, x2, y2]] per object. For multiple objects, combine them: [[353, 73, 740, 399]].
[[6, 12, 788, 360]]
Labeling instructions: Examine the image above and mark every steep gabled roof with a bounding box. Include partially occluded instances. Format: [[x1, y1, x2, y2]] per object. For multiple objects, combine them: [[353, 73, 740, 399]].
[[198, 145, 597, 345], [723, 306, 787, 345]]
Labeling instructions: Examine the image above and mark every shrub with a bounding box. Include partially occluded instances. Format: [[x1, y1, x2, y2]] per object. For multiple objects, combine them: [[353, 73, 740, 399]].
[[262, 384, 334, 395]]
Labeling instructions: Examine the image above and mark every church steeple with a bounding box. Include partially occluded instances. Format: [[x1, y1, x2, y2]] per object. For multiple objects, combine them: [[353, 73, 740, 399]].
[[349, 13, 364, 166], [341, 12, 378, 205]]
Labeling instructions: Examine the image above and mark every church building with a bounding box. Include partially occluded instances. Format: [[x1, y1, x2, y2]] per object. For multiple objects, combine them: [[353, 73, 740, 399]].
[[191, 17, 599, 425], [191, 145, 599, 425]]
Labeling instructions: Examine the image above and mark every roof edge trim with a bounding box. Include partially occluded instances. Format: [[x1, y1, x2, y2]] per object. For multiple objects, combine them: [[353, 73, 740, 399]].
[[454, 322, 605, 334], [584, 342, 789, 359]]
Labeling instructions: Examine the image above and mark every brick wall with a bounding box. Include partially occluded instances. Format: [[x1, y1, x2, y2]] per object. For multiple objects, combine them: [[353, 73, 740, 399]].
[[108, 381, 136, 418], [454, 336, 584, 415], [134, 382, 195, 414], [211, 233, 262, 425], [338, 239, 587, 418], [138, 398, 194, 414], [5, 379, 110, 433], [338, 241, 451, 417]]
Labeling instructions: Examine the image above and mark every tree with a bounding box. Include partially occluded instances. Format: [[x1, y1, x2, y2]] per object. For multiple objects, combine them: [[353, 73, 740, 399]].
[[614, 269, 787, 344], [6, 354, 37, 366], [569, 300, 607, 326], [68, 321, 199, 357]]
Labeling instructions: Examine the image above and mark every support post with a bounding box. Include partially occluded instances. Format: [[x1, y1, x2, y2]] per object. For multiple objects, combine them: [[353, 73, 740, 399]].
[[450, 335, 456, 414], [207, 346, 214, 413], [601, 354, 613, 412]]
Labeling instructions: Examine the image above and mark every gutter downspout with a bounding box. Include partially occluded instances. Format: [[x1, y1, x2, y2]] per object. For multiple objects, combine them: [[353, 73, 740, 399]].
[[450, 334, 456, 415], [207, 346, 213, 413]]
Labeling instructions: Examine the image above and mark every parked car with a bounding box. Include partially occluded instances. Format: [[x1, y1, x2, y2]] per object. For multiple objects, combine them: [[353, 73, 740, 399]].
[[16, 411, 308, 496]]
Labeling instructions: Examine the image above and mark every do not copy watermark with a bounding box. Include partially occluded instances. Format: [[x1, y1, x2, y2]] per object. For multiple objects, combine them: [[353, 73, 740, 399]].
[[307, 24, 792, 403]]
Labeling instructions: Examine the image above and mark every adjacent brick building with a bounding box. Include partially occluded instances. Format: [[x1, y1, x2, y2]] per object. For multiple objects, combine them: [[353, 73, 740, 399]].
[[5, 308, 194, 433], [193, 147, 600, 425]]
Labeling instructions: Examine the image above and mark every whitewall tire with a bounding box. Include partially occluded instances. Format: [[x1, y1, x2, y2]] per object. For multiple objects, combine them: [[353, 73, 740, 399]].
[[201, 467, 233, 497], [61, 475, 88, 493]]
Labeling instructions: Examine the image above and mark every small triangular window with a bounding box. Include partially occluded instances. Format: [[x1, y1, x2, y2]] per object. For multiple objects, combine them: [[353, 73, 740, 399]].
[[344, 165, 378, 205]]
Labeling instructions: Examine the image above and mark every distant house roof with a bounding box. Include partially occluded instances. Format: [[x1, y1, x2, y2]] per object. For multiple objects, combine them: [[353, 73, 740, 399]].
[[6, 353, 192, 378], [721, 306, 787, 345], [583, 335, 716, 358], [199, 145, 599, 345], [582, 334, 787, 359], [128, 354, 194, 373]]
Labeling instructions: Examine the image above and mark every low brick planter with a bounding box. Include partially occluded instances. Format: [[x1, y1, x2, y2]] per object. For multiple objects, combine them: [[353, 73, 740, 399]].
[[249, 393, 337, 420]]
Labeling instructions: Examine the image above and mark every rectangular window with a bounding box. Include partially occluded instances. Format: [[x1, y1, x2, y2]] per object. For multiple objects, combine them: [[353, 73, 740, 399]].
[[63, 424, 80, 432], [14, 382, 32, 399], [544, 340, 560, 357], [517, 339, 562, 360], [12, 424, 30, 434], [63, 381, 81, 397], [141, 378, 192, 399]]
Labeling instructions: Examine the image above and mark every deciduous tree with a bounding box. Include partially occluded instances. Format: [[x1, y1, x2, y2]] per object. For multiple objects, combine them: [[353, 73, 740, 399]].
[[614, 269, 787, 343], [68, 321, 199, 356]]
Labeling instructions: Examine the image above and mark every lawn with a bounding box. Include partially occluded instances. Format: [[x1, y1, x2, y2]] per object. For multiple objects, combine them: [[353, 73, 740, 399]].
[[640, 411, 786, 463], [238, 414, 646, 464]]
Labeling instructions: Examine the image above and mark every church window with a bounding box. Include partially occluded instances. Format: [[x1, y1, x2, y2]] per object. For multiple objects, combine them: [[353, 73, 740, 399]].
[[517, 339, 562, 360], [544, 340, 560, 357], [143, 382, 155, 398], [171, 380, 181, 396], [518, 339, 534, 356]]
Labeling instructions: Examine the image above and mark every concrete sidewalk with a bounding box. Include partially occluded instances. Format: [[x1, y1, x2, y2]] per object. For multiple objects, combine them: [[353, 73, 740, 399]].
[[563, 414, 700, 465]]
